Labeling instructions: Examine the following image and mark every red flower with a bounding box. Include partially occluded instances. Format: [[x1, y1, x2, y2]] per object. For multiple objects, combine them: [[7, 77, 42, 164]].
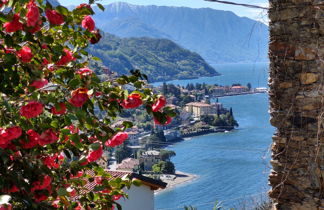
[[30, 79, 48, 89], [6, 185, 19, 193], [17, 46, 33, 63], [21, 129, 39, 149], [56, 49, 75, 66], [113, 195, 122, 201], [81, 15, 95, 31], [38, 129, 59, 146], [27, 20, 42, 34], [0, 126, 22, 145], [90, 29, 102, 44], [0, 0, 9, 8], [0, 204, 12, 210], [95, 177, 103, 185], [105, 132, 128, 147], [76, 3, 91, 9], [87, 143, 103, 162], [45, 9, 64, 25], [42, 58, 49, 65], [120, 93, 142, 109], [42, 153, 64, 169], [51, 103, 67, 115], [34, 194, 48, 203], [154, 116, 172, 125], [79, 158, 89, 166], [31, 175, 51, 192], [3, 14, 23, 33], [152, 95, 166, 112], [26, 0, 40, 27], [69, 88, 89, 107], [77, 67, 93, 78], [20, 101, 43, 119]]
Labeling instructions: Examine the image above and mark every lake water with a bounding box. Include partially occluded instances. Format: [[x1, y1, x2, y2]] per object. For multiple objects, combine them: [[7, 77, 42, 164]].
[[154, 62, 275, 209]]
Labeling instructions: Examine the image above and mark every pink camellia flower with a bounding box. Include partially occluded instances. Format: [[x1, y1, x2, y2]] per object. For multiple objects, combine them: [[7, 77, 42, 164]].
[[152, 95, 166, 112], [21, 129, 40, 149], [3, 14, 23, 33], [154, 116, 172, 126], [26, 0, 40, 27], [30, 79, 48, 89], [77, 67, 93, 78], [20, 101, 43, 119], [56, 49, 75, 66], [51, 102, 67, 115], [105, 132, 128, 147], [69, 88, 89, 107], [87, 143, 103, 162], [45, 9, 64, 25], [81, 15, 95, 31], [38, 129, 59, 146], [17, 46, 33, 63], [120, 93, 142, 109], [0, 203, 12, 210], [0, 0, 9, 8]]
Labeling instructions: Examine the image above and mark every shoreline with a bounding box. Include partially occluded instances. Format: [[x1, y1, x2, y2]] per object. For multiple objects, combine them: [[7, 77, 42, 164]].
[[155, 171, 199, 195]]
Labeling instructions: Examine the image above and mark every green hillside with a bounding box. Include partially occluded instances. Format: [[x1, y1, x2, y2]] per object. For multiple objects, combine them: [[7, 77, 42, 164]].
[[88, 34, 219, 82]]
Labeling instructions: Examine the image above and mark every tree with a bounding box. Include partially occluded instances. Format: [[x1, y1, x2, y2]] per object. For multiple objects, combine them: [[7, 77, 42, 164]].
[[160, 150, 176, 161], [247, 82, 252, 90], [152, 161, 175, 174], [115, 142, 132, 163], [0, 1, 174, 209]]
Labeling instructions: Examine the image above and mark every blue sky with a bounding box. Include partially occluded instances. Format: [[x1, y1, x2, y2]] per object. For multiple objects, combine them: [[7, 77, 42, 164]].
[[59, 0, 268, 21]]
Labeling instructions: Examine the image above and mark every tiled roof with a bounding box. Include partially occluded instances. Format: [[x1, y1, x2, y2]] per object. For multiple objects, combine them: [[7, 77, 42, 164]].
[[80, 170, 166, 193], [185, 102, 211, 107], [116, 158, 139, 170]]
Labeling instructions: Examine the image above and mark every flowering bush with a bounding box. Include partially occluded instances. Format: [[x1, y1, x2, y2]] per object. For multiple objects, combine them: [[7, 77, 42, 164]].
[[0, 0, 175, 209]]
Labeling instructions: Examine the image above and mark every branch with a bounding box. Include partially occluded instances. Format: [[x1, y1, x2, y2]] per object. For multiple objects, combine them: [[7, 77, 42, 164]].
[[204, 0, 268, 10]]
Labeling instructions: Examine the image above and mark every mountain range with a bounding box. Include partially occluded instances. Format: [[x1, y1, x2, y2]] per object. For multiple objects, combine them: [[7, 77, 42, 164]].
[[93, 2, 269, 64], [88, 34, 219, 82]]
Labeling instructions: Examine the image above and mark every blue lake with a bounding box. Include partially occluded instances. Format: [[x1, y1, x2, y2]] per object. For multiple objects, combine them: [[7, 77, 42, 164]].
[[154, 63, 275, 209]]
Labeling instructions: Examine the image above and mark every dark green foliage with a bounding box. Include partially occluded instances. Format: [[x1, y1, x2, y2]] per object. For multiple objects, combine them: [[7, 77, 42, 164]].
[[152, 161, 175, 174], [88, 34, 219, 82], [159, 150, 176, 161], [201, 113, 239, 128], [115, 142, 132, 163]]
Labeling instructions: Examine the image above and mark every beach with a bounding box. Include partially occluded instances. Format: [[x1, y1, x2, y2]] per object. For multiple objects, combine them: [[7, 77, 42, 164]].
[[155, 171, 198, 194]]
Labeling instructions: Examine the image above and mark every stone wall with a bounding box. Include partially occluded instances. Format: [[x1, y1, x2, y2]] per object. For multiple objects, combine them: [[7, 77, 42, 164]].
[[268, 0, 324, 209]]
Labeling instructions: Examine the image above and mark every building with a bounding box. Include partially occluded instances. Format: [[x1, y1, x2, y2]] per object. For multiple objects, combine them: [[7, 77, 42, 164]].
[[83, 170, 167, 210], [127, 131, 140, 146], [116, 158, 141, 172], [140, 150, 161, 171], [164, 129, 181, 141], [230, 86, 248, 93], [185, 102, 221, 118]]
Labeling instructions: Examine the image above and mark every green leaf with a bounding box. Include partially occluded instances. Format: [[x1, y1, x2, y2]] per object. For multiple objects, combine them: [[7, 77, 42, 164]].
[[90, 142, 101, 151], [50, 119, 59, 128], [92, 56, 101, 61], [132, 179, 142, 187], [56, 6, 69, 16], [68, 79, 81, 89], [122, 121, 133, 129], [57, 188, 69, 196], [96, 3, 105, 11]]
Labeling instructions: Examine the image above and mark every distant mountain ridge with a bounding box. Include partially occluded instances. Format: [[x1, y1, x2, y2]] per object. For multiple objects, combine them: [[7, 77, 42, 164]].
[[93, 2, 269, 64], [88, 34, 219, 82]]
